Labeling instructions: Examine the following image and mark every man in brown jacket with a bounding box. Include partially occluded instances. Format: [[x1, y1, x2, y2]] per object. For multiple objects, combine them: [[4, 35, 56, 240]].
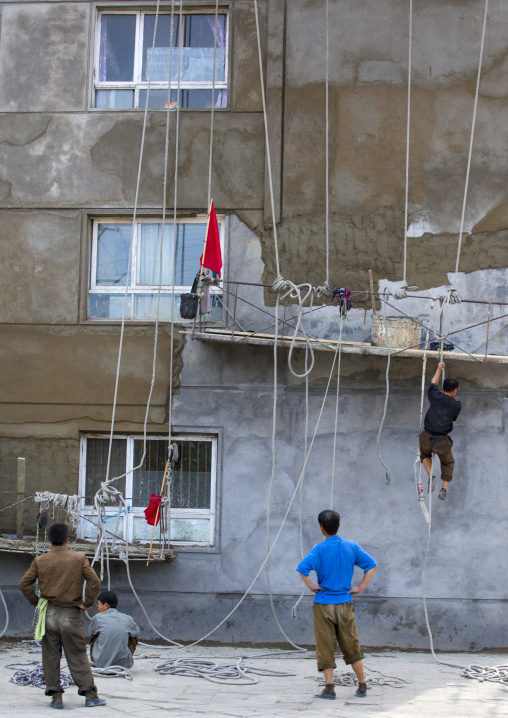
[[19, 522, 106, 709]]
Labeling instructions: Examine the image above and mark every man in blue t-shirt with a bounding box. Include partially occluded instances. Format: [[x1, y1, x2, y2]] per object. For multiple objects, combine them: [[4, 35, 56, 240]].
[[419, 361, 461, 501], [296, 510, 377, 700]]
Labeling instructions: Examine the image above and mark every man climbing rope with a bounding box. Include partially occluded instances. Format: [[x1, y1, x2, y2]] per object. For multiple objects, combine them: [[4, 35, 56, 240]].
[[419, 361, 461, 501], [19, 522, 106, 709], [296, 510, 377, 700]]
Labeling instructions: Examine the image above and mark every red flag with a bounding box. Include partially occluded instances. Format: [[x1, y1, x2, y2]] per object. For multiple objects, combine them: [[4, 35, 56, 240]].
[[144, 494, 162, 526], [200, 200, 222, 277]]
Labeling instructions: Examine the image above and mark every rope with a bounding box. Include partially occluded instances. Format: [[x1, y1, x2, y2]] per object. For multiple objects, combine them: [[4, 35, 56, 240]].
[[455, 0, 489, 276], [376, 292, 392, 484], [324, 668, 409, 689], [0, 586, 8, 638], [8, 661, 74, 689], [254, 0, 280, 277], [182, 333, 344, 650], [403, 0, 413, 285], [265, 294, 305, 652], [91, 665, 133, 680], [463, 664, 508, 685], [154, 657, 295, 686], [330, 313, 344, 507], [325, 0, 330, 286], [207, 0, 219, 208], [34, 492, 81, 530], [272, 276, 316, 378]]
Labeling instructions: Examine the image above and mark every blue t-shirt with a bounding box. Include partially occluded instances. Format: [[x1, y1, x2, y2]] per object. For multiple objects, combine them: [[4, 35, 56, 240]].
[[296, 535, 377, 604]]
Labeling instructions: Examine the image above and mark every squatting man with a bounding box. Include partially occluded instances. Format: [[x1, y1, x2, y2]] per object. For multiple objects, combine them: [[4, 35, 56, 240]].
[[297, 509, 377, 700]]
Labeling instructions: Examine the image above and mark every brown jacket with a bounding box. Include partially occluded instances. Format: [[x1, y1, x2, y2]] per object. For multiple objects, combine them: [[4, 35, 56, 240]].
[[19, 544, 100, 609]]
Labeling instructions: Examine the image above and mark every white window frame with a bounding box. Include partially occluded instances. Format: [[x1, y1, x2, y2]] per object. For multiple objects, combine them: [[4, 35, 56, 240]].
[[93, 9, 229, 109], [78, 434, 217, 547], [89, 216, 224, 321]]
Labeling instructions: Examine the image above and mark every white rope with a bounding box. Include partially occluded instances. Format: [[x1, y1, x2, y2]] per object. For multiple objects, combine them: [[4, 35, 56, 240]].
[[154, 657, 295, 685], [455, 0, 489, 275], [91, 665, 133, 680], [330, 313, 344, 507], [0, 586, 9, 638], [34, 492, 81, 530], [323, 668, 409, 689], [376, 293, 392, 484], [463, 664, 508, 685], [265, 294, 305, 651], [403, 0, 413, 285], [254, 0, 280, 277], [325, 0, 330, 286], [207, 0, 219, 207], [182, 335, 344, 650], [272, 276, 316, 378]]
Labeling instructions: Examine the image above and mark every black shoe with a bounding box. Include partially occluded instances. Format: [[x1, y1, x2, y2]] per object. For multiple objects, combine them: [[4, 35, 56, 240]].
[[439, 488, 447, 501], [314, 691, 336, 700], [85, 698, 107, 707], [355, 682, 367, 697], [50, 700, 63, 710]]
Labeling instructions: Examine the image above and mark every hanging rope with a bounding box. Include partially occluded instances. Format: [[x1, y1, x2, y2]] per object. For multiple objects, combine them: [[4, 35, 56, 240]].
[[325, 0, 330, 287], [34, 492, 81, 530], [455, 0, 489, 276], [254, 0, 280, 278], [403, 0, 413, 285], [330, 313, 344, 507], [376, 292, 392, 484]]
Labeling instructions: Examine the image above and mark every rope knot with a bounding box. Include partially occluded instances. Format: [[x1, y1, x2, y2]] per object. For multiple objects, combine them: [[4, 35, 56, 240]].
[[440, 286, 461, 305]]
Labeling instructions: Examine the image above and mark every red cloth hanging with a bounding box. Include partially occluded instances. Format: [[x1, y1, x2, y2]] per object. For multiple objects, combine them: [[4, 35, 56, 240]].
[[144, 494, 162, 526], [200, 201, 222, 277]]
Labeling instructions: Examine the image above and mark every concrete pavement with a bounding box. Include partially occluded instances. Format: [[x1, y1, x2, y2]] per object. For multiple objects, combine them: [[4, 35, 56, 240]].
[[1, 640, 507, 717]]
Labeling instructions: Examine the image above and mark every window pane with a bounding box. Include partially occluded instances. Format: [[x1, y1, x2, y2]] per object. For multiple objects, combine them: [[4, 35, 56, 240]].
[[142, 14, 179, 81], [83, 514, 126, 541], [99, 14, 136, 82], [181, 89, 227, 109], [138, 223, 174, 285], [134, 294, 177, 321], [85, 438, 126, 504], [89, 293, 132, 320], [175, 224, 207, 285], [132, 439, 169, 508], [138, 89, 178, 109], [183, 14, 226, 81], [173, 440, 212, 509], [95, 89, 134, 109], [96, 223, 132, 286], [169, 518, 210, 542]]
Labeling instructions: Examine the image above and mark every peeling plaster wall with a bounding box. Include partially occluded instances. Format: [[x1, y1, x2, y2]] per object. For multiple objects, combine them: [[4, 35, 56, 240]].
[[0, 0, 508, 652]]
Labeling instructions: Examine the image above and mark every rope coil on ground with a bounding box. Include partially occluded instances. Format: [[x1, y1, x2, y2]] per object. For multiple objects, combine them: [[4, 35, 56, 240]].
[[462, 664, 508, 685], [322, 668, 409, 689], [8, 661, 74, 689], [154, 657, 295, 685]]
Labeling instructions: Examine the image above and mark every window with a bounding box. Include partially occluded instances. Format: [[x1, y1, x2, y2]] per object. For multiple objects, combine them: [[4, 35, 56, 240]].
[[89, 218, 224, 321], [79, 435, 217, 547], [94, 11, 228, 109]]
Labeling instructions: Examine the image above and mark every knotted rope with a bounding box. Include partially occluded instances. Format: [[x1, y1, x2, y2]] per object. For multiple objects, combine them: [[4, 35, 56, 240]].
[[34, 492, 81, 530]]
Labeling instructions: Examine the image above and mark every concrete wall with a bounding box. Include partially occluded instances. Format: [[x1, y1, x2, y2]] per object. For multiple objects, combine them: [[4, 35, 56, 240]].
[[1, 0, 508, 652]]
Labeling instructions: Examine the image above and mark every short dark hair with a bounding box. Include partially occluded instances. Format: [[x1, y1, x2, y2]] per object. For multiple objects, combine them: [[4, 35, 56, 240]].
[[47, 522, 69, 546], [443, 378, 459, 393], [97, 590, 118, 609], [318, 510, 340, 535]]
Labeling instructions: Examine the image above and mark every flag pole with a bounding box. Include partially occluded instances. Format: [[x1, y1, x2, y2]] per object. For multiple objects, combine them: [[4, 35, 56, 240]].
[[146, 459, 169, 566], [199, 198, 213, 277]]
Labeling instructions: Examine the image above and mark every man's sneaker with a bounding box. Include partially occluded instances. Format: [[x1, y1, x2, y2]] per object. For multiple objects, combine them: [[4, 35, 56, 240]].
[[431, 475, 438, 492], [439, 488, 447, 501], [314, 684, 336, 700], [355, 682, 367, 697], [85, 698, 107, 707], [50, 699, 63, 710]]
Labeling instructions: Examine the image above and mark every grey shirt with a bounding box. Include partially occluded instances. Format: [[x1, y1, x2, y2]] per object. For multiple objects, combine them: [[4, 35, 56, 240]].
[[89, 608, 139, 668]]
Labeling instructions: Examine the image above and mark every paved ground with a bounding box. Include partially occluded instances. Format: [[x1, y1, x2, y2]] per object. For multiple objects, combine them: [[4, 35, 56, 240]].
[[1, 640, 507, 717]]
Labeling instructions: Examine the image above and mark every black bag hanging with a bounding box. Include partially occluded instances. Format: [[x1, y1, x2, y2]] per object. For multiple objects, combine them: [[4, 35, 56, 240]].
[[179, 293, 199, 319], [179, 273, 201, 320]]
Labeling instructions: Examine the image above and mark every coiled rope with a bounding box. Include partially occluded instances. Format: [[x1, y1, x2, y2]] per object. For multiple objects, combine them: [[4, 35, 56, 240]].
[[154, 657, 295, 685]]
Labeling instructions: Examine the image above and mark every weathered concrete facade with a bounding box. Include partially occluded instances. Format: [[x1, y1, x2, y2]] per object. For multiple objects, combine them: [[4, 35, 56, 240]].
[[1, 0, 508, 652]]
